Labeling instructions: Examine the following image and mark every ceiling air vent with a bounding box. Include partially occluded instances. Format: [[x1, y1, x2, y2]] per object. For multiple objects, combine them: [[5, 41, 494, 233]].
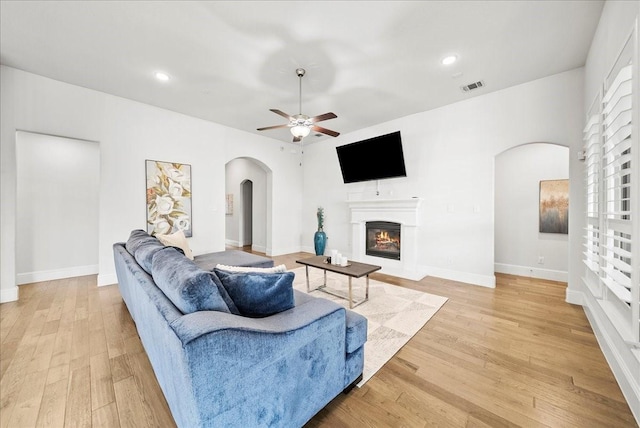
[[461, 80, 485, 92]]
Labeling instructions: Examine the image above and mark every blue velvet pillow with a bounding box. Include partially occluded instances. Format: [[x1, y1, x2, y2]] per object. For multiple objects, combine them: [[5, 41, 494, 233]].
[[214, 269, 295, 318], [152, 247, 231, 315], [125, 229, 157, 255]]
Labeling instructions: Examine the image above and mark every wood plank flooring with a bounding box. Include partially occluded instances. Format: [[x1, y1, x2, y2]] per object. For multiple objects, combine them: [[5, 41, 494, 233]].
[[1, 251, 637, 427]]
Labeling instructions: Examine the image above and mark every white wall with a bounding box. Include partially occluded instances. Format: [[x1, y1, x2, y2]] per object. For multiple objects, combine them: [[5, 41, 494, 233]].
[[16, 132, 100, 283], [303, 68, 584, 288], [495, 143, 569, 281], [224, 157, 268, 252], [579, 1, 640, 422], [0, 65, 303, 301]]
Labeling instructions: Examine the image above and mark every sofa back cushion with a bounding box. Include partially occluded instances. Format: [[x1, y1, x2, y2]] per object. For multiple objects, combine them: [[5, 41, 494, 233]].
[[125, 229, 157, 255], [134, 239, 166, 274], [152, 247, 231, 315], [214, 269, 295, 318]]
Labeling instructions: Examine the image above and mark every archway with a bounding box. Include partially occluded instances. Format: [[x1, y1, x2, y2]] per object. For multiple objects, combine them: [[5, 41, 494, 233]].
[[224, 157, 272, 255], [494, 142, 570, 282]]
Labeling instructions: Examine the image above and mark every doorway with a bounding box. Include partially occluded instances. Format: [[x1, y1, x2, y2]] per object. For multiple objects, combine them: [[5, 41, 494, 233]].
[[224, 157, 271, 254], [494, 142, 569, 281], [241, 180, 253, 247], [15, 131, 100, 284]]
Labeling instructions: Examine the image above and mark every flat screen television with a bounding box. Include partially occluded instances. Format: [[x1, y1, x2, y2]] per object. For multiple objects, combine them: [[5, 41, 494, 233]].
[[336, 131, 407, 183]]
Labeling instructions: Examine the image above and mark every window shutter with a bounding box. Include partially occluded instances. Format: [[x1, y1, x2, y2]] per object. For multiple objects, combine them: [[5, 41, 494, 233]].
[[583, 101, 601, 277], [601, 62, 633, 311]]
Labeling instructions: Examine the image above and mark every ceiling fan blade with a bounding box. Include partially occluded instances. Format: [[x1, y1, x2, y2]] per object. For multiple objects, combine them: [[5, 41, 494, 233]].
[[310, 112, 337, 123], [311, 125, 340, 138], [292, 136, 302, 143], [270, 109, 293, 120], [257, 124, 290, 131]]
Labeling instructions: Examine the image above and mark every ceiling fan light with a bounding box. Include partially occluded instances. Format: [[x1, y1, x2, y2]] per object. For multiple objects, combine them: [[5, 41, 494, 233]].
[[291, 125, 311, 138]]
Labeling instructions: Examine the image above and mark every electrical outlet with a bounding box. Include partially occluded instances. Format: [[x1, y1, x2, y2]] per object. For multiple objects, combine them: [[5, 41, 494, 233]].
[[538, 256, 544, 265]]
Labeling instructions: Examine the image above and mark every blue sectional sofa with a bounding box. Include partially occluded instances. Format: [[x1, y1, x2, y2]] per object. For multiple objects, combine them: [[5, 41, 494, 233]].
[[113, 230, 367, 427]]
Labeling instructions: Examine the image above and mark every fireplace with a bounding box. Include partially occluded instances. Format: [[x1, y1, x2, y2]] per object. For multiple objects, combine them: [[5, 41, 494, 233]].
[[366, 221, 401, 260]]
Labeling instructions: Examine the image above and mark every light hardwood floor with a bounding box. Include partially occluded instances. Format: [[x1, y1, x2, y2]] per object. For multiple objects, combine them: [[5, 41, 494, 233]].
[[1, 250, 637, 427]]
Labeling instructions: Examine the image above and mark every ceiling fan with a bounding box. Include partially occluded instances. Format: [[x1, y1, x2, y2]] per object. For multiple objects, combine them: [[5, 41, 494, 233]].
[[257, 68, 340, 143]]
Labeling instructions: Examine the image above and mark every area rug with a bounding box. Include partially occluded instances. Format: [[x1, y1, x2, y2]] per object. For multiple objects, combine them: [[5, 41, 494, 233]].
[[290, 267, 448, 387]]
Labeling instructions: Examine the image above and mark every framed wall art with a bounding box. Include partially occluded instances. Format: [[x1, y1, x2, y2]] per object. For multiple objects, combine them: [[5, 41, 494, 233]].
[[539, 179, 568, 234], [146, 160, 192, 237], [226, 193, 233, 215]]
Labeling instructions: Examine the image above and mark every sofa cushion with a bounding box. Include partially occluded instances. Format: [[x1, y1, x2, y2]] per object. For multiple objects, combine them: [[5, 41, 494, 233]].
[[345, 310, 368, 354], [215, 264, 287, 273], [156, 229, 194, 260], [134, 239, 166, 274], [125, 229, 158, 255], [214, 269, 295, 318], [193, 250, 274, 272], [152, 247, 231, 315]]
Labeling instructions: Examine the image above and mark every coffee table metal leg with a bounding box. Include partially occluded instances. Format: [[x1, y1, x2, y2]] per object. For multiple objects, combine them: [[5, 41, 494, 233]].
[[324, 270, 327, 287], [348, 277, 353, 309], [366, 275, 370, 301], [305, 266, 310, 292]]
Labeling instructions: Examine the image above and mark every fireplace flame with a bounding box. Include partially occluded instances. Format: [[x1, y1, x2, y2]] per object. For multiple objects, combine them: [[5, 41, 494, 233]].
[[375, 230, 399, 248]]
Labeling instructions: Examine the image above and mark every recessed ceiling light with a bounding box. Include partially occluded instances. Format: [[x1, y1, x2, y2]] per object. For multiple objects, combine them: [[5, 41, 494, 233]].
[[441, 55, 457, 65], [154, 71, 171, 81]]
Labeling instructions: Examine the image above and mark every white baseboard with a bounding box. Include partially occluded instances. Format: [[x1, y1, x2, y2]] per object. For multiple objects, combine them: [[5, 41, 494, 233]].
[[17, 264, 99, 285], [494, 263, 568, 282], [582, 292, 640, 424], [0, 286, 19, 303], [225, 239, 241, 247], [251, 244, 266, 253], [378, 266, 429, 281], [97, 272, 118, 287], [426, 266, 496, 288], [565, 288, 583, 305]]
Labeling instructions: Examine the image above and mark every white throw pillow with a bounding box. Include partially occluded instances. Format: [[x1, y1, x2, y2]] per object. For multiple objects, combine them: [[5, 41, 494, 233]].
[[156, 230, 194, 260], [215, 264, 287, 273]]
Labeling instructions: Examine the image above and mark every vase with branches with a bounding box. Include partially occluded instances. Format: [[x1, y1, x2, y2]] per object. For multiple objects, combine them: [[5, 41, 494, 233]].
[[314, 207, 327, 255]]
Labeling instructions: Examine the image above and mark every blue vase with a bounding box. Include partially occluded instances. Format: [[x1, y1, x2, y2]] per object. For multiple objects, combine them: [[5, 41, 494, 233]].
[[314, 230, 327, 256]]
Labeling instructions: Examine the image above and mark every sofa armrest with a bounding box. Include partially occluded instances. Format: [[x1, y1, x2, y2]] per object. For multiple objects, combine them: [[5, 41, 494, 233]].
[[168, 293, 349, 426], [169, 293, 344, 346]]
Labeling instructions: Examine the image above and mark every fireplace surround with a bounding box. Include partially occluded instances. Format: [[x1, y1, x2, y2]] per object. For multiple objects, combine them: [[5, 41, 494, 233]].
[[348, 198, 424, 280]]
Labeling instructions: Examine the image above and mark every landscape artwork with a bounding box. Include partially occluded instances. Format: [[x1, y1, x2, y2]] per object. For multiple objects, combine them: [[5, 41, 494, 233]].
[[146, 160, 192, 237], [539, 179, 569, 234]]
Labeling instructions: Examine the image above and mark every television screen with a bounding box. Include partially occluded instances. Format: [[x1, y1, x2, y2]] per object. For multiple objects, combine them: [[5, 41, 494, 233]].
[[336, 131, 407, 183]]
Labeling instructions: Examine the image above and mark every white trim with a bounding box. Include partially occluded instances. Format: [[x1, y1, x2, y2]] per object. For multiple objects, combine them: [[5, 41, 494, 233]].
[[17, 264, 99, 285], [0, 286, 19, 303], [225, 239, 241, 247], [565, 288, 584, 306], [582, 292, 640, 424], [494, 263, 568, 282], [426, 266, 496, 288], [251, 244, 266, 253], [97, 272, 118, 287]]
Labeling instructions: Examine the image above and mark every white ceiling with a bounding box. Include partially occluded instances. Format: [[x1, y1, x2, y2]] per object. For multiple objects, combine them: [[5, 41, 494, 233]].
[[0, 1, 604, 144]]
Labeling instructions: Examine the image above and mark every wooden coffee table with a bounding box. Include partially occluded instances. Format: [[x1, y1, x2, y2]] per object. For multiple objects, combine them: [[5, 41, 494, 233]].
[[296, 256, 382, 308]]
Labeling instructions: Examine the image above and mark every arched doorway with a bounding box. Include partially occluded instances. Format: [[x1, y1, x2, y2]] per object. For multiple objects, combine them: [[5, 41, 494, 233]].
[[494, 142, 570, 282], [224, 157, 272, 255]]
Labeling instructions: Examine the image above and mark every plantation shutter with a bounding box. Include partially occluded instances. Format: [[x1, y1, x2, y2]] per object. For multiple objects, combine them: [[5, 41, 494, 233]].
[[583, 100, 601, 276], [601, 62, 633, 307]]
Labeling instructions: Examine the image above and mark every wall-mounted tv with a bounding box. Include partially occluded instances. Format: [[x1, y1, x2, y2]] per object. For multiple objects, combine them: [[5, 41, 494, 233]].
[[336, 131, 407, 183]]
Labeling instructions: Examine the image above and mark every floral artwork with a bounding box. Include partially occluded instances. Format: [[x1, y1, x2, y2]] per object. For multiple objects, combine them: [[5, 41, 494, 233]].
[[539, 179, 568, 234], [146, 160, 192, 237]]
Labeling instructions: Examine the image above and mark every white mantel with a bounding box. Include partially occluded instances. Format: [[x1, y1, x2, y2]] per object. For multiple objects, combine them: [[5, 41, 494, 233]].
[[348, 198, 426, 281]]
